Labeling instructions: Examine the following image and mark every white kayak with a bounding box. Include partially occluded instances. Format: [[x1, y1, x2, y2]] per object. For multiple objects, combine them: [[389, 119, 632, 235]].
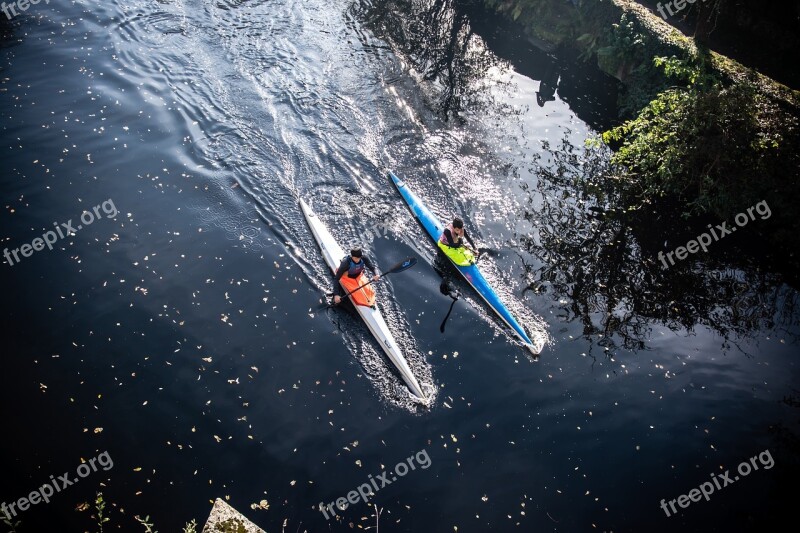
[[300, 199, 426, 400]]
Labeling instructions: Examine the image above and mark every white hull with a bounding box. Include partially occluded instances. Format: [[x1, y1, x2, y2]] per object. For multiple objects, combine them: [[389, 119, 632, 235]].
[[300, 200, 426, 400]]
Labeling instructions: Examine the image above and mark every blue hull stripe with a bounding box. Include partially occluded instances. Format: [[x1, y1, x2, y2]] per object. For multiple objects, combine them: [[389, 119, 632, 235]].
[[390, 172, 534, 347]]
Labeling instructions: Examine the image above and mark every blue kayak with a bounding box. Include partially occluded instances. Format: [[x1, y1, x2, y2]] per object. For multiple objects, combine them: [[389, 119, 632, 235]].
[[390, 171, 543, 354]]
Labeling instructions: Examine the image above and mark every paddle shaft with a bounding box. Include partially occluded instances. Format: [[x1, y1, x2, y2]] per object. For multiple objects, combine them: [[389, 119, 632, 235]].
[[336, 274, 383, 302], [325, 256, 417, 308], [440, 295, 458, 333], [438, 280, 460, 333]]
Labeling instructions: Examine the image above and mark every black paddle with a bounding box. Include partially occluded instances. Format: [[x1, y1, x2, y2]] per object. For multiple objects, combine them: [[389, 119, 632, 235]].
[[438, 247, 494, 325], [319, 256, 418, 309], [439, 280, 460, 333], [464, 247, 495, 265]]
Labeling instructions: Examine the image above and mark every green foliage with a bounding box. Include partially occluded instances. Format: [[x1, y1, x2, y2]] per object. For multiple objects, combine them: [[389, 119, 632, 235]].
[[82, 493, 197, 533], [211, 518, 247, 533], [576, 32, 600, 62], [652, 55, 718, 90], [486, 0, 582, 45], [134, 515, 158, 533], [2, 513, 21, 533], [95, 493, 110, 533], [596, 14, 647, 70], [602, 55, 800, 232]]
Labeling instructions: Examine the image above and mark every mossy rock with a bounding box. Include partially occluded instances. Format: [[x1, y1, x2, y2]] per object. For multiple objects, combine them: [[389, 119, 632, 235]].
[[211, 518, 248, 533], [203, 499, 265, 533]]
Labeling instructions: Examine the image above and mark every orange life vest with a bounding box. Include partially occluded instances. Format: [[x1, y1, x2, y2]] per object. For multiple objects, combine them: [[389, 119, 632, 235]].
[[339, 273, 376, 307]]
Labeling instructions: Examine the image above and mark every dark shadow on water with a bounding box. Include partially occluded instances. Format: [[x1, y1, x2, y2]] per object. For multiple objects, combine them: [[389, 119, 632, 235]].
[[351, 0, 620, 129], [457, 0, 621, 131], [518, 134, 800, 354]]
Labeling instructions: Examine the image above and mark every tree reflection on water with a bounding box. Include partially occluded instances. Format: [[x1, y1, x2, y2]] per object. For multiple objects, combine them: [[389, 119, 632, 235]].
[[520, 135, 799, 354], [352, 0, 510, 119]]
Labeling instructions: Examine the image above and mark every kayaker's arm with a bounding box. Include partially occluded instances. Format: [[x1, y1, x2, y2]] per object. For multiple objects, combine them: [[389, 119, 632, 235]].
[[362, 255, 379, 277], [442, 228, 458, 247], [332, 258, 349, 297], [463, 229, 476, 249], [443, 228, 476, 249]]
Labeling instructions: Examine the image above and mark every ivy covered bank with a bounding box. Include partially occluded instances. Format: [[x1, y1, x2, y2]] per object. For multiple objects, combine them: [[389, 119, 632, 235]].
[[483, 0, 800, 263]]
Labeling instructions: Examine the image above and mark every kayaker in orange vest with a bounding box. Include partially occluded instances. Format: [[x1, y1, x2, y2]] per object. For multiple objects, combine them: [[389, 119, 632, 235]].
[[333, 247, 380, 304]]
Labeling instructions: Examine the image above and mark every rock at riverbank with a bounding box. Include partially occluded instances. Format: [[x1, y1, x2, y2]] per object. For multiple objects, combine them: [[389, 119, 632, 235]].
[[203, 499, 266, 533]]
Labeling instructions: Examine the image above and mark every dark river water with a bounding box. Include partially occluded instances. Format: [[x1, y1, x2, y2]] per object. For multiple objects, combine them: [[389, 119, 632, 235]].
[[1, 0, 798, 531]]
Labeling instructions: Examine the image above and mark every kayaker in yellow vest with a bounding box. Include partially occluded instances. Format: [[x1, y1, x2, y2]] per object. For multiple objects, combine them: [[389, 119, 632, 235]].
[[438, 217, 478, 266]]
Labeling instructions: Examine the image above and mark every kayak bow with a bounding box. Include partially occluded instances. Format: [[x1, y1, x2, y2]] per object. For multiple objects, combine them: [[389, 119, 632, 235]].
[[389, 172, 544, 355], [300, 199, 427, 400]]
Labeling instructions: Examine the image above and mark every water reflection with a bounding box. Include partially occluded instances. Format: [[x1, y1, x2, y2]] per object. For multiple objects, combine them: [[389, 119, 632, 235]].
[[352, 0, 509, 119], [521, 135, 799, 353], [353, 0, 620, 131], [535, 60, 558, 106]]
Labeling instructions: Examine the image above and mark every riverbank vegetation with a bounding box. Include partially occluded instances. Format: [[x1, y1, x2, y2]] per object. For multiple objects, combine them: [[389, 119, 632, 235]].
[[482, 0, 800, 268], [601, 54, 799, 237]]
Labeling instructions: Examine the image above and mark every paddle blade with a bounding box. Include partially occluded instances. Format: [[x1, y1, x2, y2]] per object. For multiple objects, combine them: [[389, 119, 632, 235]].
[[385, 256, 417, 275], [440, 280, 459, 299], [439, 280, 451, 296]]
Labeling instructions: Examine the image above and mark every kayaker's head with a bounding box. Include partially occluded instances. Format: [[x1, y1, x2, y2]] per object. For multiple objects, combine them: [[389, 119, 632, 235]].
[[452, 217, 464, 235], [350, 247, 363, 263]]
